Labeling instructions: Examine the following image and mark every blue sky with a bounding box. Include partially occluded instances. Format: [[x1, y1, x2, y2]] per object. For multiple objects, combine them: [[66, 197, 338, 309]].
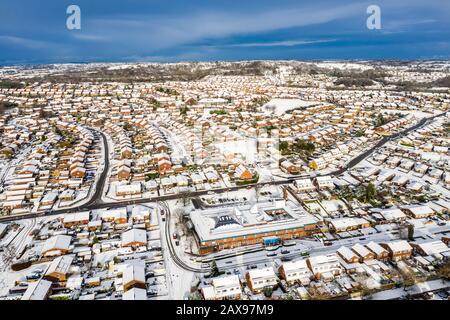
[[0, 0, 449, 64]]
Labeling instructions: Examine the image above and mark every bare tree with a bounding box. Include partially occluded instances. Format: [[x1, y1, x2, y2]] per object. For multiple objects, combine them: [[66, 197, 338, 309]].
[[174, 208, 186, 224], [255, 184, 262, 203], [179, 191, 192, 207], [1, 244, 17, 267]]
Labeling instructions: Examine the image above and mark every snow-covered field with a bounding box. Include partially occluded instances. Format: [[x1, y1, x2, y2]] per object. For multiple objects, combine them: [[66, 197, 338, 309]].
[[314, 61, 374, 71], [263, 98, 320, 116]]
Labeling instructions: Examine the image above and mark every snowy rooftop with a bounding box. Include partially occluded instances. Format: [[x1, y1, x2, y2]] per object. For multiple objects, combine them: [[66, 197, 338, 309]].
[[415, 240, 450, 256], [21, 279, 52, 300], [42, 235, 72, 253], [247, 267, 276, 280], [122, 287, 147, 300], [212, 274, 240, 289], [281, 259, 309, 272], [190, 199, 317, 242]]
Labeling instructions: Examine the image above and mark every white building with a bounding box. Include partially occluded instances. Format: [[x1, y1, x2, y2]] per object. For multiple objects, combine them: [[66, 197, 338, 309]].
[[121, 228, 147, 247], [201, 275, 242, 300], [294, 178, 315, 192], [279, 259, 312, 284], [306, 254, 342, 280], [314, 176, 335, 190], [245, 267, 278, 292]]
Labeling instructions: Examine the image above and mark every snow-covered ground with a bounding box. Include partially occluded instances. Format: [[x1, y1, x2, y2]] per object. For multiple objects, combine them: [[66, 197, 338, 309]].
[[263, 98, 321, 116], [314, 61, 374, 71], [161, 200, 195, 299]]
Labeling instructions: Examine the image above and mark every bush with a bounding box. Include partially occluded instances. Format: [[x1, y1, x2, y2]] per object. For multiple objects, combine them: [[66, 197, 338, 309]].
[[262, 286, 273, 298], [235, 174, 259, 185], [209, 110, 227, 115], [11, 260, 32, 271]]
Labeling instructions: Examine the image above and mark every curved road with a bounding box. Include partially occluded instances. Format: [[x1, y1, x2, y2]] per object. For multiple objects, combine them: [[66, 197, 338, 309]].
[[82, 129, 110, 208], [0, 112, 446, 225], [160, 201, 209, 273]]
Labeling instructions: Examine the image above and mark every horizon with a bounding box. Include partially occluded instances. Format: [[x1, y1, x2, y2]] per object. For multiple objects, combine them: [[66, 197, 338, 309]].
[[2, 58, 450, 68]]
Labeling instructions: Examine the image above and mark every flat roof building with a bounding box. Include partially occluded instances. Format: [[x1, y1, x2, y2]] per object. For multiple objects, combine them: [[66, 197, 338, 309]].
[[21, 279, 52, 300], [190, 200, 318, 254]]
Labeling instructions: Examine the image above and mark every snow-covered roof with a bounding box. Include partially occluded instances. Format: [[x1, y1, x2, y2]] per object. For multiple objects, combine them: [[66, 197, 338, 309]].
[[365, 241, 388, 255], [123, 264, 145, 286], [121, 228, 147, 246], [308, 253, 340, 268], [330, 217, 368, 230], [351, 243, 372, 258], [45, 255, 74, 276], [281, 259, 309, 272], [401, 204, 434, 216], [416, 240, 450, 256], [63, 211, 90, 224], [247, 267, 276, 280], [42, 235, 72, 253], [212, 274, 240, 289], [122, 287, 147, 300], [21, 279, 52, 300], [384, 240, 413, 253], [337, 246, 358, 261]]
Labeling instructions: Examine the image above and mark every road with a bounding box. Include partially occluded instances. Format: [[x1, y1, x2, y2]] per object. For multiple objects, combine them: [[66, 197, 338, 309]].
[[82, 129, 110, 207], [333, 112, 446, 175], [160, 201, 208, 273], [0, 112, 446, 224]]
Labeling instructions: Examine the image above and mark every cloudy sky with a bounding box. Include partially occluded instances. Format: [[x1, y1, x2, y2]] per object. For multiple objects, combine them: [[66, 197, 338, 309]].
[[0, 0, 449, 64]]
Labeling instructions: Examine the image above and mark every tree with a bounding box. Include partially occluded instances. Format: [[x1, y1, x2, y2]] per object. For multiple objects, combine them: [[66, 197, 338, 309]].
[[1, 149, 13, 159], [179, 191, 192, 206], [188, 291, 203, 300], [407, 224, 415, 241], [255, 184, 262, 203], [364, 183, 377, 203], [1, 244, 17, 267], [341, 185, 354, 202], [210, 260, 220, 277], [174, 208, 186, 225], [123, 122, 132, 131], [279, 141, 289, 154], [180, 106, 189, 116], [262, 286, 273, 298], [436, 261, 450, 280], [374, 113, 388, 127]]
